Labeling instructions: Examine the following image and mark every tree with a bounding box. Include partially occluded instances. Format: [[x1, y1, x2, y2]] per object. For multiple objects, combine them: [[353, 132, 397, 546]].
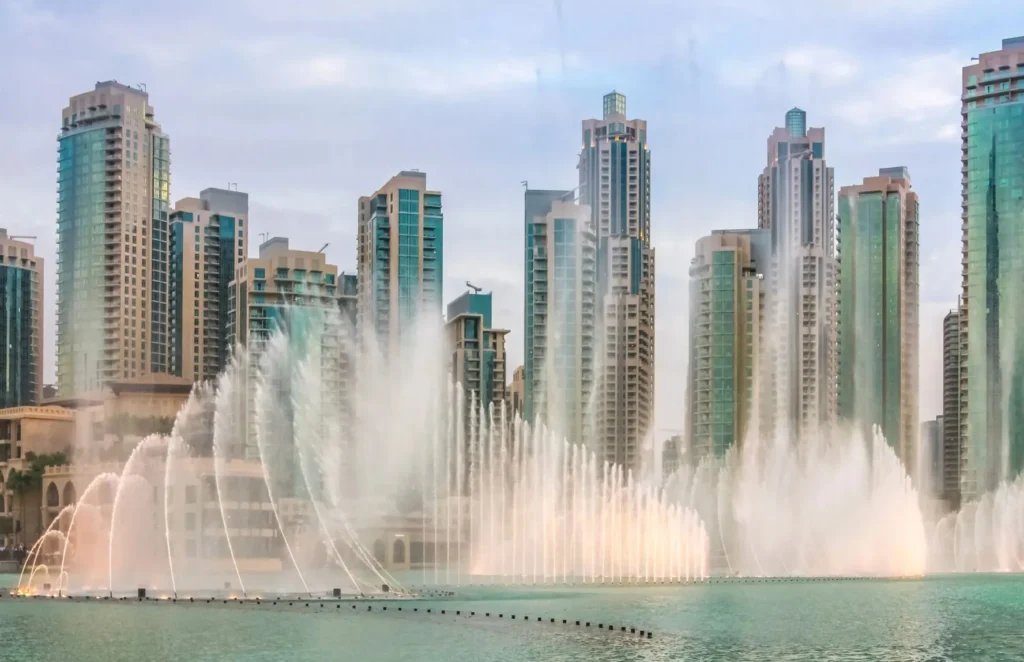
[[5, 451, 68, 546]]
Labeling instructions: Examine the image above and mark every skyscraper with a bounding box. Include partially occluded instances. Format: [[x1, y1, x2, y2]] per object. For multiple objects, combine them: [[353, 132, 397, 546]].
[[57, 81, 171, 396], [757, 108, 837, 443], [227, 237, 341, 459], [959, 37, 1024, 499], [579, 91, 655, 472], [921, 417, 944, 498], [686, 230, 770, 461], [0, 229, 44, 407], [942, 308, 962, 508], [446, 291, 509, 424], [357, 171, 443, 352], [837, 167, 919, 467], [523, 195, 596, 445], [169, 187, 248, 384]]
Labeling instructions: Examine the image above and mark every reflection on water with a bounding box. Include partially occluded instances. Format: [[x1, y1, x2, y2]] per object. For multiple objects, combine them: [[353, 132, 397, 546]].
[[2, 574, 1024, 661]]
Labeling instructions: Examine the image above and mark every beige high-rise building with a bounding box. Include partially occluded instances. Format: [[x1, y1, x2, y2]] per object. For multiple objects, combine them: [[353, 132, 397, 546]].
[[685, 230, 769, 461], [228, 237, 341, 459], [508, 365, 525, 420], [357, 171, 443, 354], [56, 81, 171, 397], [757, 108, 837, 444], [169, 188, 248, 384], [0, 229, 44, 407], [579, 92, 655, 472]]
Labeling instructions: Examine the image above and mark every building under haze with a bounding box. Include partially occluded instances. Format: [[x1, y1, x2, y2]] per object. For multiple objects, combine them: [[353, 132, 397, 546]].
[[757, 108, 837, 444], [0, 229, 44, 407], [942, 308, 962, 508], [523, 194, 596, 446], [228, 237, 341, 460], [169, 187, 248, 384], [837, 168, 919, 469], [446, 290, 509, 429], [686, 230, 769, 461], [959, 37, 1024, 499], [357, 171, 443, 354], [578, 91, 655, 473], [56, 81, 171, 396]]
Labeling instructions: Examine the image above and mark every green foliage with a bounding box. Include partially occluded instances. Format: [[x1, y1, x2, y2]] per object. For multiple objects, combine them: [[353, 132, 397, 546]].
[[6, 451, 68, 494]]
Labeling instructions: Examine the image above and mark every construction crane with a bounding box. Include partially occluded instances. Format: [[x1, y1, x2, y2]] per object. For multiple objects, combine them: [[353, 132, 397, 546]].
[[466, 281, 482, 293], [318, 243, 328, 253]]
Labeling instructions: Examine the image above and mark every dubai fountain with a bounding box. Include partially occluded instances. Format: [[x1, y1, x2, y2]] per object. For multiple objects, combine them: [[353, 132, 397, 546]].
[[16, 307, 709, 597]]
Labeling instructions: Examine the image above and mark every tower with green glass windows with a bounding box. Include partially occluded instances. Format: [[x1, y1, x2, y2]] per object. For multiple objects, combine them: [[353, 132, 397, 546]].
[[357, 171, 443, 355], [686, 230, 770, 461], [169, 187, 248, 384], [837, 168, 919, 468], [0, 229, 44, 407], [523, 195, 597, 445], [959, 37, 1024, 498], [56, 81, 170, 397]]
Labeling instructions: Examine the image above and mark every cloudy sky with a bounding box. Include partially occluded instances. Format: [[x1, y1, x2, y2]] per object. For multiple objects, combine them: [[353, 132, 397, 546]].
[[0, 0, 1006, 435]]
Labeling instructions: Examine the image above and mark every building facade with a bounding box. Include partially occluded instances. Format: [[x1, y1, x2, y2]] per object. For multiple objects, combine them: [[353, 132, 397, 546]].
[[357, 171, 443, 353], [57, 81, 171, 397], [837, 168, 919, 468], [921, 417, 945, 500], [446, 291, 509, 432], [942, 308, 962, 507], [169, 188, 248, 384], [0, 230, 44, 407], [579, 91, 655, 472], [757, 108, 837, 444], [523, 197, 596, 445], [959, 37, 1024, 499], [228, 237, 341, 461], [686, 230, 769, 461], [508, 365, 525, 420]]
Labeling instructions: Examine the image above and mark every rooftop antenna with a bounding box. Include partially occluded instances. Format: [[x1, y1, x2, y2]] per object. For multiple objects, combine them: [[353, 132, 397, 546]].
[[137, 83, 147, 92], [318, 243, 328, 253], [521, 180, 528, 190], [228, 182, 238, 191], [466, 281, 483, 294], [259, 232, 269, 243]]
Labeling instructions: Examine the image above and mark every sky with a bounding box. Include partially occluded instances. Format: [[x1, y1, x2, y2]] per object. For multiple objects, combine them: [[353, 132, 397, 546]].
[[0, 0, 1010, 438]]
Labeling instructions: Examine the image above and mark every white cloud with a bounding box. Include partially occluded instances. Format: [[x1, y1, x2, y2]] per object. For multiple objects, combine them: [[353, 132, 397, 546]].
[[283, 50, 553, 97], [835, 53, 963, 128], [719, 46, 860, 88]]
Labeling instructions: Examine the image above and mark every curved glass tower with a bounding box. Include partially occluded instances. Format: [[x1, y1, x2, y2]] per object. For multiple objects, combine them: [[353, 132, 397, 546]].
[[960, 38, 1024, 498]]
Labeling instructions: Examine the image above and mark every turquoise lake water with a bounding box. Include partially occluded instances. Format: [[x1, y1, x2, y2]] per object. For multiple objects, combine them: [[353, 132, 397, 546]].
[[2, 574, 1023, 661]]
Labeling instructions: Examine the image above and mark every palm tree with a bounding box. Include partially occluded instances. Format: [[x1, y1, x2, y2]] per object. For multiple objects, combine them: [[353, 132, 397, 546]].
[[5, 452, 68, 546]]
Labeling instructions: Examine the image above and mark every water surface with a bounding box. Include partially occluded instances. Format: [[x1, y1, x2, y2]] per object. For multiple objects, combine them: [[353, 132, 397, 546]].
[[2, 574, 1021, 661]]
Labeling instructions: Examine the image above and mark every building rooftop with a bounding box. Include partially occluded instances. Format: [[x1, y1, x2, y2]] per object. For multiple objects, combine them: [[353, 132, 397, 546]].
[[1004, 36, 1024, 50]]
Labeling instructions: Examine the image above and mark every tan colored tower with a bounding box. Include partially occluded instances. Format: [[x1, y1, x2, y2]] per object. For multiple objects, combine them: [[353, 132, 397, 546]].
[[0, 229, 44, 406], [357, 171, 443, 355], [228, 237, 342, 458], [579, 92, 655, 473], [56, 81, 171, 397], [169, 188, 248, 384]]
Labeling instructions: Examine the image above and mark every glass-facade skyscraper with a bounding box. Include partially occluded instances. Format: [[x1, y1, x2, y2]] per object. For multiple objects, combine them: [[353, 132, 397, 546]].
[[357, 171, 443, 354], [56, 81, 170, 396], [169, 187, 248, 384], [757, 108, 837, 444], [959, 37, 1024, 498], [446, 291, 509, 425], [837, 168, 919, 468], [523, 195, 596, 445], [0, 230, 44, 407], [686, 230, 769, 461], [579, 92, 655, 472]]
